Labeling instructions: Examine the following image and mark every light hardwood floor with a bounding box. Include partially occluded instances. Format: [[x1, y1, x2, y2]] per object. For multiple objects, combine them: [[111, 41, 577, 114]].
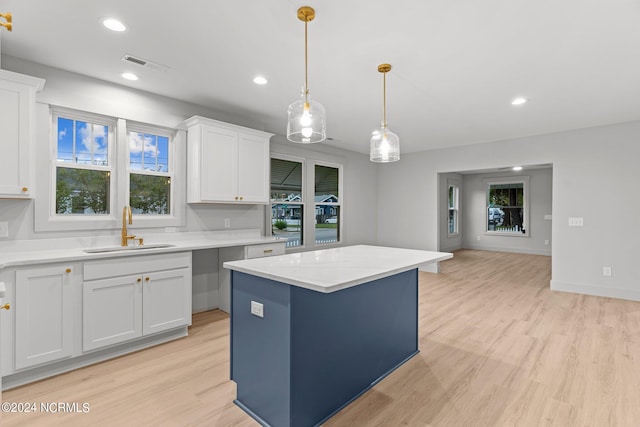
[[3, 250, 640, 426]]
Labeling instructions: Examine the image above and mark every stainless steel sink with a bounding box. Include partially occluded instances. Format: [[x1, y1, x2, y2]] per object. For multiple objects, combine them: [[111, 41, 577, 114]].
[[83, 243, 176, 253]]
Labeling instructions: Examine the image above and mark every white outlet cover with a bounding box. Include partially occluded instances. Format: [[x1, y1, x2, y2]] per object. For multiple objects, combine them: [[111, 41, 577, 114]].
[[251, 301, 264, 318]]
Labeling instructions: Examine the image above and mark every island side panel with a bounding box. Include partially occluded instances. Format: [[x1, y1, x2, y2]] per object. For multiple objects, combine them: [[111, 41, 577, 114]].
[[289, 268, 419, 427], [231, 271, 292, 427]]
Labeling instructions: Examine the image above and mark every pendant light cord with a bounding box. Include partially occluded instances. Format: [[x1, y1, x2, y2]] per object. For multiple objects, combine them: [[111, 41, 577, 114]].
[[383, 71, 387, 128], [304, 19, 309, 103]]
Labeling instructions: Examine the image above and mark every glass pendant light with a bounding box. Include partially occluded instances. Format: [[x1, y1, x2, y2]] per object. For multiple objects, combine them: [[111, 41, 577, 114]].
[[370, 64, 400, 162], [287, 6, 326, 143]]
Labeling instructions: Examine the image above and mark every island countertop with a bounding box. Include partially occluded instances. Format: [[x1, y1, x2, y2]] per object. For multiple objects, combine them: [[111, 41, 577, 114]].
[[223, 244, 453, 293]]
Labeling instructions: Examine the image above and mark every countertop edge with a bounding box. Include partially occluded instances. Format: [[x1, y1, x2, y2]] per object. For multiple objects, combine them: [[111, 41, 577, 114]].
[[224, 251, 453, 293], [0, 237, 285, 270]]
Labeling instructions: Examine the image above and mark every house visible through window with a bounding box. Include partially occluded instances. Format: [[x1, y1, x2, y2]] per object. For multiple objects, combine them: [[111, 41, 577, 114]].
[[271, 156, 304, 248], [448, 184, 459, 235], [315, 164, 340, 245], [128, 128, 172, 215], [55, 113, 114, 215], [487, 180, 528, 234]]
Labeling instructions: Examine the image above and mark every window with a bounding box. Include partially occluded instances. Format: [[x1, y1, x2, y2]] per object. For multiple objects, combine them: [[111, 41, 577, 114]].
[[486, 177, 529, 235], [271, 156, 304, 248], [38, 107, 184, 232], [314, 164, 341, 245], [54, 111, 115, 215], [128, 126, 174, 215], [448, 184, 459, 236]]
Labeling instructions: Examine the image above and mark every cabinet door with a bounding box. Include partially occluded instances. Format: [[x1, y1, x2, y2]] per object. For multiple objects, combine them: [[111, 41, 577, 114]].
[[15, 265, 74, 369], [199, 125, 238, 202], [83, 275, 142, 352], [0, 79, 32, 197], [142, 268, 191, 336], [237, 133, 269, 203]]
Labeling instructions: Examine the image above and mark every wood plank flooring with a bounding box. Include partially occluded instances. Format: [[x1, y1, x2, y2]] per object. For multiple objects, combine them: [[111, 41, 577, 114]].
[[3, 250, 640, 426]]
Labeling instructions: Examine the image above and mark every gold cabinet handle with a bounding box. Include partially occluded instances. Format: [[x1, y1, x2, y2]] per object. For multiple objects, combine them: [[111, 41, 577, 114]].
[[263, 249, 273, 254], [21, 187, 28, 192], [240, 196, 243, 200], [145, 277, 150, 282], [65, 268, 72, 273], [136, 278, 142, 283], [1, 303, 10, 310]]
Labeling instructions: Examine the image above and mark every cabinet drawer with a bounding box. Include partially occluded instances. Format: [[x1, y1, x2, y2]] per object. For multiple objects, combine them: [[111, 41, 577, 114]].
[[245, 243, 285, 259], [84, 252, 191, 281]]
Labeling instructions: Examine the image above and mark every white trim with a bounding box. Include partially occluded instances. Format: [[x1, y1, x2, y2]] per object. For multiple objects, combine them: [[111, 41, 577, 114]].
[[550, 280, 640, 302]]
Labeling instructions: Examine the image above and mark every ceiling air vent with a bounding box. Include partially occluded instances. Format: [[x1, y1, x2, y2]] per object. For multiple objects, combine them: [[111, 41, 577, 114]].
[[121, 54, 169, 72]]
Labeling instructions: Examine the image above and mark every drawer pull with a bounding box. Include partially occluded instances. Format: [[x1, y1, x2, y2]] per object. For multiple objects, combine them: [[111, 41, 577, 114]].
[[136, 278, 142, 283], [145, 277, 150, 282], [21, 187, 28, 192], [65, 268, 72, 273], [1, 303, 10, 310], [263, 249, 273, 254]]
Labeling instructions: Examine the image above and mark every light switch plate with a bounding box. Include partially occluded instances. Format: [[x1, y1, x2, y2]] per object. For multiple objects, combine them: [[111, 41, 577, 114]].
[[0, 222, 8, 238], [251, 301, 264, 318]]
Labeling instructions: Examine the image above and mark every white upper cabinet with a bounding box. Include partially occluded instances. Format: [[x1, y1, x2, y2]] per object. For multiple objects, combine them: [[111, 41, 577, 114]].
[[0, 70, 45, 198], [185, 116, 272, 204]]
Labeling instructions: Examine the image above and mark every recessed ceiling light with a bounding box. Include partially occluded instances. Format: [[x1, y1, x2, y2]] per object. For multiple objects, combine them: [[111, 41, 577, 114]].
[[102, 18, 127, 32], [511, 97, 527, 106], [512, 166, 523, 171], [121, 72, 139, 81], [253, 76, 268, 85]]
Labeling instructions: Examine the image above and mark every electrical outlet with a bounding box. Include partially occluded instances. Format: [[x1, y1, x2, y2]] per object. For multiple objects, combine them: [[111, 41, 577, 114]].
[[251, 301, 264, 318], [0, 222, 8, 238], [224, 218, 231, 228], [568, 217, 584, 227], [603, 266, 612, 277]]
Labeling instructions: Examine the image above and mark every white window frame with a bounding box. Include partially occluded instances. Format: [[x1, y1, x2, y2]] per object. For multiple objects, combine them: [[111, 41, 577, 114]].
[[36, 107, 184, 232], [447, 180, 460, 237], [484, 176, 530, 237], [124, 121, 184, 228], [313, 160, 343, 246]]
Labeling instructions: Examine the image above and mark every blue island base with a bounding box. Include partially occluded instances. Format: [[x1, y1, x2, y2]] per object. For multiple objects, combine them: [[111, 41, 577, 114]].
[[230, 269, 419, 427]]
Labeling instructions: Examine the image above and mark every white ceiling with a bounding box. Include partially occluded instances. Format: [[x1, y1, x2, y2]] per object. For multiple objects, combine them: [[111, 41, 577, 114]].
[[2, 0, 640, 155]]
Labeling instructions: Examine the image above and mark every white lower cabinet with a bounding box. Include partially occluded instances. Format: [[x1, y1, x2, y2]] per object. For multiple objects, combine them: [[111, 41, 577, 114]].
[[15, 264, 77, 370], [83, 252, 192, 352]]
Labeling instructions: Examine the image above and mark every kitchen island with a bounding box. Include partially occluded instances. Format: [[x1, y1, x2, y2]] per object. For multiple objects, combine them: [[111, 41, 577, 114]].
[[223, 245, 452, 427]]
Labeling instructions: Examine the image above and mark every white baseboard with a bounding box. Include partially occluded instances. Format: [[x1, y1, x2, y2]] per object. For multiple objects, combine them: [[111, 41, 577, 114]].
[[463, 243, 551, 257], [550, 280, 640, 302]]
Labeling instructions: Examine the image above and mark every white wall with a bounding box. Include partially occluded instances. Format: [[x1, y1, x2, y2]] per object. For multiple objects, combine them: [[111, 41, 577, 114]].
[[461, 168, 552, 255], [377, 121, 640, 301]]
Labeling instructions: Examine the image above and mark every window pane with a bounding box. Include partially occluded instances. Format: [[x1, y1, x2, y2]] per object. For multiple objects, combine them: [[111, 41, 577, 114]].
[[76, 121, 108, 166], [56, 117, 74, 162], [130, 174, 171, 215], [448, 210, 457, 234], [271, 203, 303, 247], [157, 136, 169, 172], [130, 132, 170, 173], [315, 205, 339, 244], [488, 182, 524, 233], [315, 165, 339, 199], [56, 167, 110, 214], [271, 158, 302, 202], [448, 186, 454, 208], [57, 118, 109, 166]]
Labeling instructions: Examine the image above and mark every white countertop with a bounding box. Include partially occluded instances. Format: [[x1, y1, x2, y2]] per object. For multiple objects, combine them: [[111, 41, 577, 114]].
[[223, 245, 453, 293], [0, 230, 283, 270]]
